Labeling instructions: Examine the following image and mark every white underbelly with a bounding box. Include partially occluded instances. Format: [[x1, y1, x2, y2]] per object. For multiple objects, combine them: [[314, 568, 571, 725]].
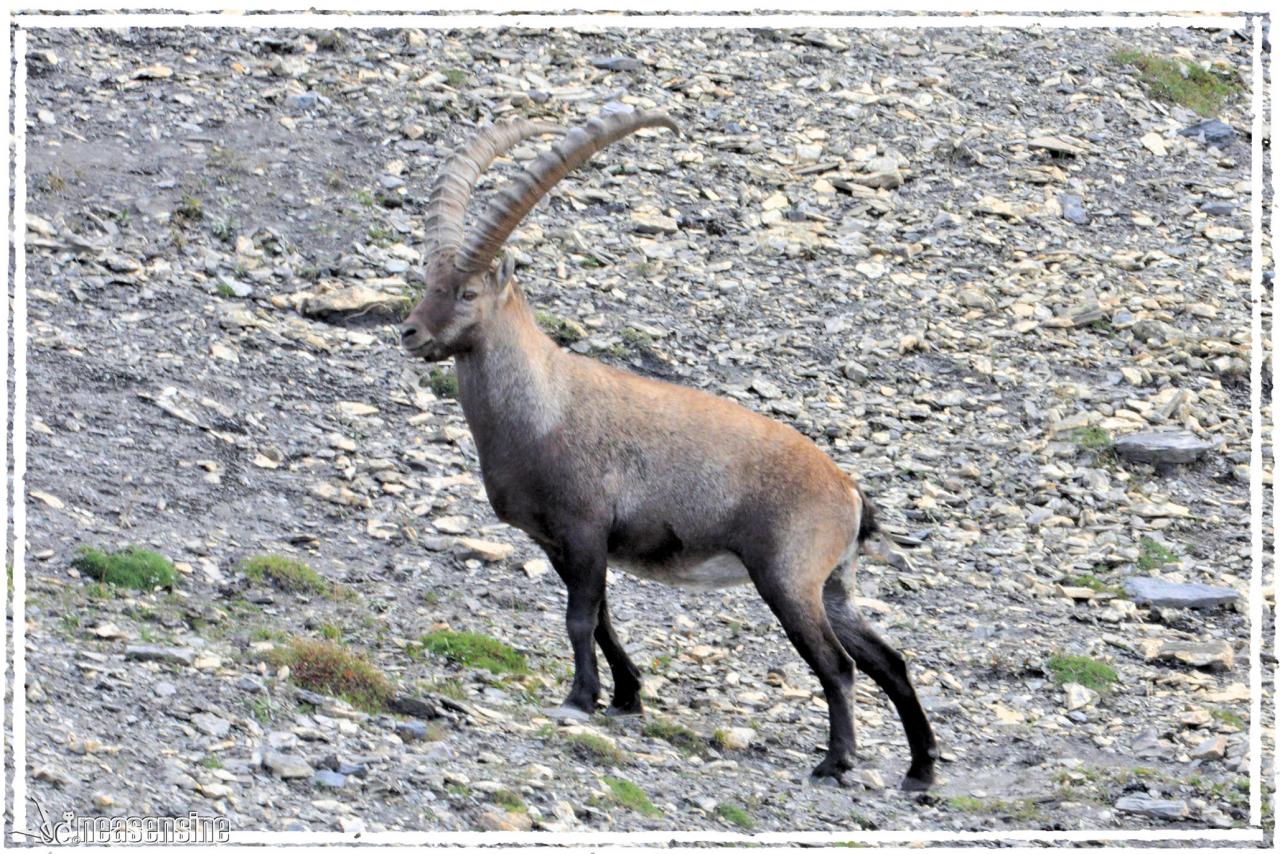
[[610, 551, 751, 591]]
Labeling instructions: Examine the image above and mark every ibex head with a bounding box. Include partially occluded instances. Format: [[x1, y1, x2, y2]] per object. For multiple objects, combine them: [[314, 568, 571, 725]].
[[401, 108, 679, 361]]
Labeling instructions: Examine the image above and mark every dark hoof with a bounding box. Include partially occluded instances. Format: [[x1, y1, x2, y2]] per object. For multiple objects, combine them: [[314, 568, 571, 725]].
[[809, 771, 848, 788], [811, 754, 854, 783], [604, 698, 644, 717], [900, 767, 936, 791]]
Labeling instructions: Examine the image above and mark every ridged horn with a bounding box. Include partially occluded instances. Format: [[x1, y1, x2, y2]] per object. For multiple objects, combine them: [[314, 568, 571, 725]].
[[424, 118, 565, 258], [454, 108, 679, 274]]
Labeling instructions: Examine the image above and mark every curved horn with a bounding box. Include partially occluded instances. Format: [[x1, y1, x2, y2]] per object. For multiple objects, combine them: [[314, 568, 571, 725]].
[[424, 118, 565, 258], [455, 108, 679, 274]]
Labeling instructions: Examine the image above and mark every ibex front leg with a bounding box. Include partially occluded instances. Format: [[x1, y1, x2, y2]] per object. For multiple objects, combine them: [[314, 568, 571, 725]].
[[547, 532, 609, 715]]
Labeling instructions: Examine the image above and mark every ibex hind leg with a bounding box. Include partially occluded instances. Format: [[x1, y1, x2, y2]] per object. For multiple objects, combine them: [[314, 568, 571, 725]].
[[595, 596, 643, 716], [747, 564, 857, 784], [823, 572, 939, 790]]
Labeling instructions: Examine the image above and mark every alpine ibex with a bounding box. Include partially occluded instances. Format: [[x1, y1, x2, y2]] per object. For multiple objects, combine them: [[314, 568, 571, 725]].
[[401, 107, 938, 790]]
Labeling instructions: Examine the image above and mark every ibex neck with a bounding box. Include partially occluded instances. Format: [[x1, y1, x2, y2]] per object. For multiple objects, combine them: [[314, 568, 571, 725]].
[[453, 295, 565, 442]]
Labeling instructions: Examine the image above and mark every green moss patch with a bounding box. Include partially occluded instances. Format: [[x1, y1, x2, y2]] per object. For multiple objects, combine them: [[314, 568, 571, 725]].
[[1137, 536, 1179, 571], [1110, 49, 1241, 116], [72, 545, 178, 590], [536, 311, 586, 346], [642, 719, 706, 756], [603, 776, 662, 817], [565, 732, 624, 766], [1046, 653, 1118, 693], [270, 638, 393, 712], [715, 801, 753, 829], [417, 629, 527, 675], [241, 554, 330, 595]]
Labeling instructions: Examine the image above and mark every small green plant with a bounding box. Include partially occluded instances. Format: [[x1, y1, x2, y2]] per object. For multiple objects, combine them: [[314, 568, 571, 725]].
[[421, 677, 467, 701], [353, 189, 377, 207], [1060, 572, 1126, 597], [198, 755, 223, 769], [1110, 49, 1241, 116], [249, 696, 273, 724], [491, 789, 527, 814], [576, 255, 604, 268], [1073, 426, 1112, 452], [418, 629, 527, 675], [326, 169, 345, 189], [241, 554, 330, 595], [214, 282, 237, 297], [642, 719, 706, 756], [535, 311, 586, 345], [1211, 707, 1246, 729], [620, 327, 654, 350], [565, 732, 624, 766], [715, 801, 753, 829], [427, 369, 459, 399], [319, 623, 342, 641], [443, 67, 467, 87], [211, 216, 237, 243], [175, 194, 204, 223], [367, 225, 395, 247], [1137, 536, 1179, 571], [947, 795, 984, 812], [72, 545, 178, 591], [1045, 653, 1118, 693], [45, 170, 67, 192], [603, 776, 662, 817], [269, 637, 393, 712]]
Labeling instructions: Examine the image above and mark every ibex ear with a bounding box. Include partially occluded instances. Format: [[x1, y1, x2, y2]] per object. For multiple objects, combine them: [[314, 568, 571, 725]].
[[491, 253, 517, 294]]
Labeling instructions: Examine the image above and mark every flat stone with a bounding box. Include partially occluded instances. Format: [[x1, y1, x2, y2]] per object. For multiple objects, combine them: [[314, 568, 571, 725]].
[[124, 645, 196, 666], [1113, 431, 1213, 465], [1144, 638, 1233, 672], [1178, 119, 1234, 145], [388, 694, 441, 719], [1115, 794, 1189, 820], [296, 285, 411, 324], [542, 705, 591, 724], [313, 769, 347, 788], [191, 712, 231, 738], [1190, 734, 1228, 761], [1124, 576, 1239, 609], [454, 537, 514, 563], [264, 751, 313, 780], [590, 55, 643, 72], [717, 726, 755, 750], [395, 721, 430, 742]]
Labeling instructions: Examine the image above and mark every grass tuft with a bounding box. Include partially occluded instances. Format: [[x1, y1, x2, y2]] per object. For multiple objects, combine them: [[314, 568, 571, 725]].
[[241, 554, 330, 595], [269, 637, 393, 712], [603, 776, 662, 817], [715, 802, 754, 829], [427, 369, 459, 399], [72, 545, 178, 590], [1046, 653, 1118, 693], [1137, 536, 1179, 572], [1072, 426, 1112, 452], [536, 311, 587, 346], [565, 732, 624, 766], [642, 719, 706, 756], [1110, 48, 1241, 117], [417, 629, 527, 675], [491, 789, 527, 814]]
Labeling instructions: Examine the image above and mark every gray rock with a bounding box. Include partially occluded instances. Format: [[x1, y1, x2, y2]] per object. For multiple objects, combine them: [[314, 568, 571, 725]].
[[389, 694, 440, 719], [1200, 200, 1235, 216], [124, 645, 196, 666], [395, 721, 430, 742], [591, 56, 643, 72], [1124, 576, 1239, 609], [191, 712, 231, 738], [1115, 794, 1189, 821], [1113, 431, 1213, 465], [284, 91, 322, 112], [1059, 193, 1089, 225], [264, 751, 313, 780], [313, 769, 347, 788], [1178, 119, 1234, 145]]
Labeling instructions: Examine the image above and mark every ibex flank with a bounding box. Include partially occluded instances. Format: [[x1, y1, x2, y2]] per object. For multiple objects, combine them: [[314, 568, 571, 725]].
[[401, 107, 939, 790]]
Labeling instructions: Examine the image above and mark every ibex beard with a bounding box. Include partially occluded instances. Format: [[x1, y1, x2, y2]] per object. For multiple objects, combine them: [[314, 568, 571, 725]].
[[401, 107, 939, 791]]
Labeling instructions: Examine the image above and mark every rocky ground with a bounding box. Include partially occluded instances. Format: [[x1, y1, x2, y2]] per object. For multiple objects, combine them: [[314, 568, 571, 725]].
[[11, 19, 1274, 843]]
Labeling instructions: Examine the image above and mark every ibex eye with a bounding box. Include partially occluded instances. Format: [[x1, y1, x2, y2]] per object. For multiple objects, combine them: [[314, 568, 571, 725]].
[[461, 291, 478, 302]]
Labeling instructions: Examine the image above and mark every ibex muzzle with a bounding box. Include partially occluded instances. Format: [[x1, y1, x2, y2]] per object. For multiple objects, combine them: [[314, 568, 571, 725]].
[[402, 107, 939, 790]]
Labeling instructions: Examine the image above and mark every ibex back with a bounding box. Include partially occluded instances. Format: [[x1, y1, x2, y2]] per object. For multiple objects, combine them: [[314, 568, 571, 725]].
[[401, 107, 939, 790]]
